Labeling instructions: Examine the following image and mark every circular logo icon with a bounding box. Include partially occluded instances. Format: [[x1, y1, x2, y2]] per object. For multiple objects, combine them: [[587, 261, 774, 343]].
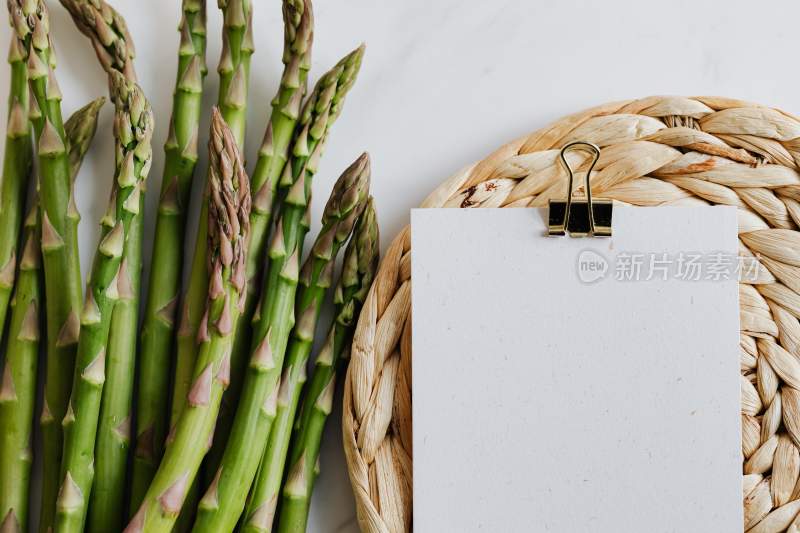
[[576, 249, 609, 283]]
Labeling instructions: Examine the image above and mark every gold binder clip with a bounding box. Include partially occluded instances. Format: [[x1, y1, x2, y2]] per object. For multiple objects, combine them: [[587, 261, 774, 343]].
[[548, 141, 612, 237]]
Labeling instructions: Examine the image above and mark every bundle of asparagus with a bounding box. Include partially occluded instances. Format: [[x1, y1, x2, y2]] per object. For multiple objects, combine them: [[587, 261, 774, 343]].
[[132, 0, 207, 510], [242, 154, 370, 530], [126, 107, 251, 533], [277, 196, 379, 532], [56, 4, 150, 529], [0, 0, 376, 531], [57, 70, 152, 533], [205, 0, 313, 483], [192, 46, 365, 533], [0, 96, 104, 533]]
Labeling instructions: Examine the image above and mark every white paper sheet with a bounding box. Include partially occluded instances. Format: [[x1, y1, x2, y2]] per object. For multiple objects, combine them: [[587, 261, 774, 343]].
[[411, 207, 742, 533]]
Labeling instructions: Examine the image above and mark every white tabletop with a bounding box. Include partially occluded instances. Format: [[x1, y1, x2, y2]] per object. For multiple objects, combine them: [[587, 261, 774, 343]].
[[1, 1, 799, 531]]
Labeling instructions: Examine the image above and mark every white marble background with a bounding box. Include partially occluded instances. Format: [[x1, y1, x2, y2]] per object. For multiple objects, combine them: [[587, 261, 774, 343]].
[[2, 0, 800, 531]]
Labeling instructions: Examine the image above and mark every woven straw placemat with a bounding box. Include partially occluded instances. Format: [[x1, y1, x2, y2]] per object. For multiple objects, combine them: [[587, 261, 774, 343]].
[[342, 95, 800, 533]]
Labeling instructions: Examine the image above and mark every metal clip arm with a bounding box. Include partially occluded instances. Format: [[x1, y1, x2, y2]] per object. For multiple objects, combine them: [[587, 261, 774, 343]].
[[548, 141, 612, 237]]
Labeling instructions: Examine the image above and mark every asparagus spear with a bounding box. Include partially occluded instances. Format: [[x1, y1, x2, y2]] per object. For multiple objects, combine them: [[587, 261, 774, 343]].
[[58, 0, 137, 82], [171, 5, 251, 526], [7, 3, 85, 529], [192, 45, 365, 533], [124, 107, 251, 533], [243, 154, 370, 532], [173, 0, 252, 431], [0, 97, 103, 533], [55, 71, 153, 533], [132, 0, 208, 511], [215, 0, 252, 146], [64, 97, 106, 178], [0, 207, 39, 533], [276, 198, 378, 532], [56, 2, 151, 528], [89, 211, 142, 533], [0, 35, 33, 348], [206, 0, 313, 484]]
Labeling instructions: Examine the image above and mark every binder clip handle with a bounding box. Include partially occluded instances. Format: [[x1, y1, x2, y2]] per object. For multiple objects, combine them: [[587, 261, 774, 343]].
[[548, 141, 612, 237]]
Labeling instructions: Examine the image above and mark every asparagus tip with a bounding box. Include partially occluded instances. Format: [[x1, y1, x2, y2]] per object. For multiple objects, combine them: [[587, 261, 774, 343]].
[[357, 196, 380, 267], [60, 0, 137, 81], [338, 195, 379, 304], [345, 43, 366, 69], [207, 107, 251, 301], [322, 152, 371, 226], [64, 96, 106, 146]]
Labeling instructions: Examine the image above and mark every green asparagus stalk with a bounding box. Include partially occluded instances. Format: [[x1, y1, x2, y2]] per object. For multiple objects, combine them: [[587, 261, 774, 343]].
[[0, 207, 40, 533], [171, 5, 251, 526], [88, 210, 142, 533], [163, 3, 250, 527], [57, 2, 151, 529], [0, 97, 103, 533], [132, 0, 208, 512], [192, 45, 365, 533], [55, 71, 154, 533], [276, 198, 378, 533], [7, 3, 85, 530], [173, 0, 252, 430], [0, 208, 39, 533], [58, 0, 137, 82], [206, 0, 313, 484], [0, 36, 33, 348], [215, 0, 252, 146], [243, 154, 370, 532], [124, 107, 251, 533]]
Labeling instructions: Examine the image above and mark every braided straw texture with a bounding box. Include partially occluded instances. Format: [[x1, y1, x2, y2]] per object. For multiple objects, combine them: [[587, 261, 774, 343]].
[[343, 95, 800, 533]]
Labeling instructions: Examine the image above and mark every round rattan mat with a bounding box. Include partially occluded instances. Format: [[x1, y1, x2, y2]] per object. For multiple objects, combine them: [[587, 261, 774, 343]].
[[343, 95, 800, 533]]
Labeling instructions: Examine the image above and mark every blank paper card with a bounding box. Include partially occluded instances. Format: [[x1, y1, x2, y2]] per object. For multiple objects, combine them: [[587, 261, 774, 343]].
[[411, 207, 741, 533]]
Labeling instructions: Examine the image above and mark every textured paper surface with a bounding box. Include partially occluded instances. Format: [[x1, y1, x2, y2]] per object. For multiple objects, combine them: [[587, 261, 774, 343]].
[[411, 207, 742, 533]]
